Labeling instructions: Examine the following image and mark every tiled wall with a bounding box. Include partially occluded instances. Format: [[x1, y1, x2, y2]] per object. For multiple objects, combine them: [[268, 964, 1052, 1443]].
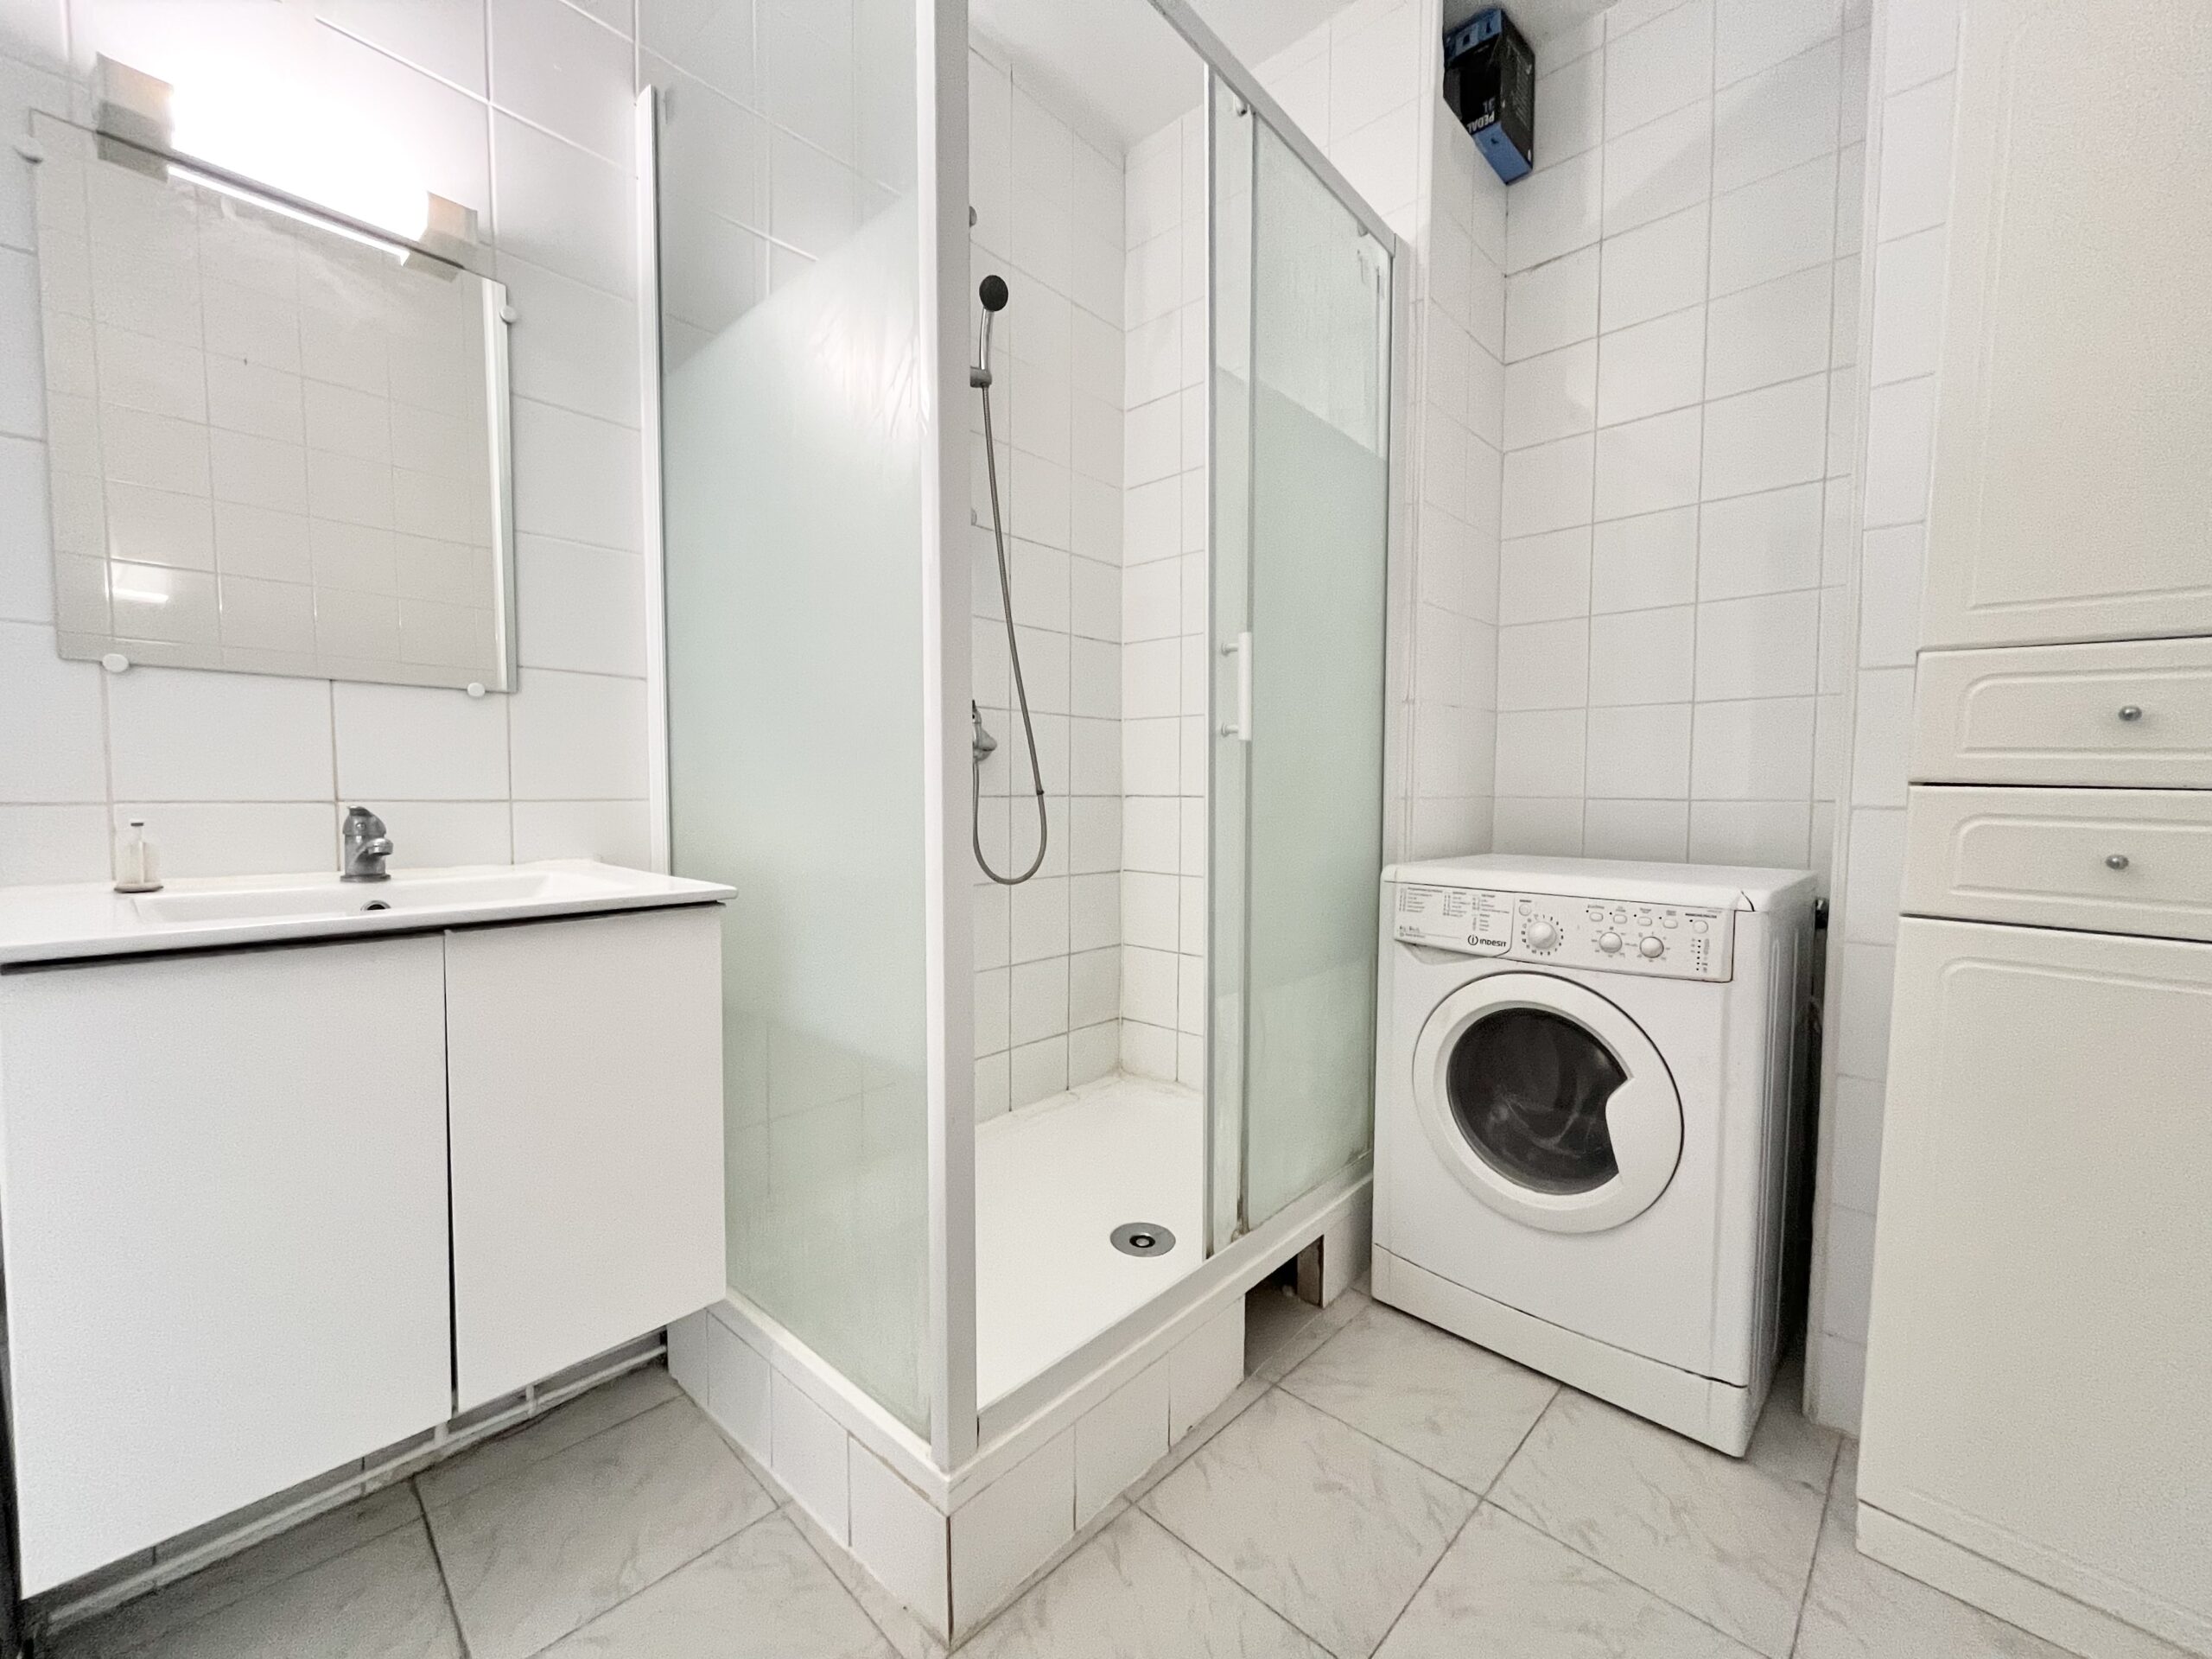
[[1487, 0, 1869, 876], [966, 40, 1129, 1116], [1117, 109, 1205, 1089], [0, 0, 659, 885], [1804, 0, 1958, 1432], [1256, 0, 1507, 864]]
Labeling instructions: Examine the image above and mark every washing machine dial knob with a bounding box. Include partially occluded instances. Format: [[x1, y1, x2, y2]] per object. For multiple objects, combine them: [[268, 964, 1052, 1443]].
[[1524, 918, 1560, 950], [1598, 931, 1623, 953], [1638, 934, 1665, 958]]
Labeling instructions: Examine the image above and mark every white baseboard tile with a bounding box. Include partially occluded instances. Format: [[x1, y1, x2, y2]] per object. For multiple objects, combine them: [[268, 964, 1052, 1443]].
[[950, 1430, 1076, 1638], [1073, 1359, 1170, 1529], [772, 1372, 851, 1545], [849, 1441, 951, 1641], [1169, 1300, 1245, 1440]]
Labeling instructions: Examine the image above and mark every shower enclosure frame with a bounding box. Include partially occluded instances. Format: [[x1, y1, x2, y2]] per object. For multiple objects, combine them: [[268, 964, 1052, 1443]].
[[644, 0, 1414, 1516]]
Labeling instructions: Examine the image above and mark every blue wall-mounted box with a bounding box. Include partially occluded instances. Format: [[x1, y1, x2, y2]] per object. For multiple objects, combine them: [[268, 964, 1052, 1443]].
[[1443, 8, 1536, 183]]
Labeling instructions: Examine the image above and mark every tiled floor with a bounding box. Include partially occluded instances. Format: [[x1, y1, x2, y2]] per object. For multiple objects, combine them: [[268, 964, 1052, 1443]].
[[49, 1290, 2076, 1659]]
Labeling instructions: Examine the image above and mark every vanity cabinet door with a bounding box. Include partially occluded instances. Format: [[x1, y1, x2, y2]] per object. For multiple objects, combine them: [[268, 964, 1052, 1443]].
[[0, 938, 453, 1595], [1918, 0, 2212, 649], [1860, 918, 2212, 1650], [444, 907, 725, 1408]]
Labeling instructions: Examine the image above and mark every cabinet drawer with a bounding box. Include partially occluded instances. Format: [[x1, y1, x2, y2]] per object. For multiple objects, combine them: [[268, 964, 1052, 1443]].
[[1904, 786, 2212, 942], [1912, 638, 2212, 788]]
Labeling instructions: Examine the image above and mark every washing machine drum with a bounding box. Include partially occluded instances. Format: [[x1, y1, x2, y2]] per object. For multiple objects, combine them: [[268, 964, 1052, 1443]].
[[1410, 973, 1682, 1234]]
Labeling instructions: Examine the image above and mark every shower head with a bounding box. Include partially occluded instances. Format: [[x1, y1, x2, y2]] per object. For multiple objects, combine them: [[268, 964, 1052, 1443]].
[[979, 273, 1009, 312]]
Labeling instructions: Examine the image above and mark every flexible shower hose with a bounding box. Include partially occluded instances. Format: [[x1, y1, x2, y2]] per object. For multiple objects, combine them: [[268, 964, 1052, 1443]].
[[972, 313, 1049, 887]]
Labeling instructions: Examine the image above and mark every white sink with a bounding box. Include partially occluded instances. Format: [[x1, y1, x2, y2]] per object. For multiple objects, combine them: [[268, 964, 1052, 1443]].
[[130, 866, 630, 926], [0, 861, 734, 965]]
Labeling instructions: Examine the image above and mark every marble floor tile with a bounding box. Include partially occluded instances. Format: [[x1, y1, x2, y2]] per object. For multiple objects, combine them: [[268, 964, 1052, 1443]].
[[1491, 1389, 1826, 1659], [1142, 1389, 1477, 1658], [961, 1508, 1328, 1659], [1742, 1357, 1842, 1492], [536, 1513, 893, 1658], [1124, 1376, 1272, 1505], [1792, 1449, 2075, 1659], [86, 1523, 460, 1659], [1376, 1503, 1760, 1659], [51, 1483, 427, 1659], [414, 1363, 681, 1510], [784, 1500, 950, 1659], [424, 1395, 775, 1659], [1279, 1304, 1559, 1493]]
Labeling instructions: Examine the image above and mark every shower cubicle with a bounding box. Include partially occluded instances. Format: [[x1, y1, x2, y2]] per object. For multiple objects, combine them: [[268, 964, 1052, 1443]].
[[647, 0, 1398, 1630]]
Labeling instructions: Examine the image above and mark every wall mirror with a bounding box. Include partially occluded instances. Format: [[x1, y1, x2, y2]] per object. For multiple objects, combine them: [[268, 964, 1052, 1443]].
[[29, 108, 517, 692]]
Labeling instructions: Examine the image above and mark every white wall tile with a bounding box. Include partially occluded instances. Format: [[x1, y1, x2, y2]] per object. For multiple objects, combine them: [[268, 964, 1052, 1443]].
[[1874, 75, 1955, 241], [1500, 434, 1594, 537], [1497, 619, 1589, 712], [511, 798, 652, 865], [1582, 795, 1688, 861], [1687, 797, 1810, 866], [1596, 306, 1706, 427], [1503, 341, 1597, 450], [0, 803, 109, 883], [1859, 376, 1934, 526], [108, 666, 334, 802], [1605, 0, 1713, 139], [1591, 507, 1699, 613], [1690, 696, 1816, 798], [1586, 702, 1691, 798], [1706, 266, 1834, 399], [508, 669, 647, 799], [1698, 482, 1824, 601], [1496, 708, 1587, 797], [1694, 590, 1821, 701], [1716, 0, 1839, 86], [1586, 603, 1697, 709], [1599, 203, 1709, 333], [1866, 226, 1945, 386], [1714, 39, 1841, 195], [0, 622, 106, 803], [1602, 100, 1711, 237], [1504, 245, 1600, 361], [1594, 405, 1702, 520], [1491, 794, 1583, 855], [1504, 147, 1601, 272], [1708, 155, 1837, 297], [1498, 527, 1592, 625], [1700, 373, 1830, 500]]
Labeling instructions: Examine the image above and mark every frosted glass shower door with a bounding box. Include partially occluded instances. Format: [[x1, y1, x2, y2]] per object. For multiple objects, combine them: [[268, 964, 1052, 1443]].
[[1214, 100, 1391, 1235], [651, 0, 938, 1439]]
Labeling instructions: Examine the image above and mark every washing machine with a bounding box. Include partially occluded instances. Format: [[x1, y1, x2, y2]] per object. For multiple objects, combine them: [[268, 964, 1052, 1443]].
[[1372, 854, 1816, 1454]]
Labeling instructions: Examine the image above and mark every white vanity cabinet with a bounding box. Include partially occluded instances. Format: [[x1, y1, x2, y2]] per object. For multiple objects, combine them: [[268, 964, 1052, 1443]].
[[446, 908, 726, 1408], [0, 938, 454, 1595], [0, 865, 730, 1598]]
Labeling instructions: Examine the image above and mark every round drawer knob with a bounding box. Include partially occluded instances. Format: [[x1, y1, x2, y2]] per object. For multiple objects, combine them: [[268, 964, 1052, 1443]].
[[2106, 853, 2131, 871], [2118, 704, 2144, 721]]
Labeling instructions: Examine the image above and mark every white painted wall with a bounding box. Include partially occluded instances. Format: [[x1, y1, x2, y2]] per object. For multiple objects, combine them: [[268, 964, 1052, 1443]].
[[1804, 0, 1960, 1432], [0, 0, 660, 885], [1489, 0, 1868, 877]]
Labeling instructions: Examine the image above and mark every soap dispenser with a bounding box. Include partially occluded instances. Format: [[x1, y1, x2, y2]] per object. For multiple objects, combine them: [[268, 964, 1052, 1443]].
[[113, 818, 162, 893]]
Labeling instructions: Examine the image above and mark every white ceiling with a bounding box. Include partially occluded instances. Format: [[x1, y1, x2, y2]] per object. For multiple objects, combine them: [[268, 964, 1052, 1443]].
[[970, 0, 1357, 153], [971, 0, 1612, 157]]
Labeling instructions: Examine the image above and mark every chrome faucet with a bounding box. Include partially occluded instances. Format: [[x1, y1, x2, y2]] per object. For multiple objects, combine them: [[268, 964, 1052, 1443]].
[[341, 807, 393, 882]]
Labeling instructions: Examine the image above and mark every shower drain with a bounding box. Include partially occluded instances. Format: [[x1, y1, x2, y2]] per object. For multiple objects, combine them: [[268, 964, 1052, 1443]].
[[1110, 1223, 1176, 1258]]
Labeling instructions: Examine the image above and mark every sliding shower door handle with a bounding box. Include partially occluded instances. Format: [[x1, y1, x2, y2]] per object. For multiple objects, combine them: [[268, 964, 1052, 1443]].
[[1218, 632, 1253, 741]]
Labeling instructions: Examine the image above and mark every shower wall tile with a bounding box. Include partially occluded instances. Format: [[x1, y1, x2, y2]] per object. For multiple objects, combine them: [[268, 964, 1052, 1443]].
[[1, 2, 656, 880], [1491, 0, 1862, 883], [971, 41, 1128, 1110]]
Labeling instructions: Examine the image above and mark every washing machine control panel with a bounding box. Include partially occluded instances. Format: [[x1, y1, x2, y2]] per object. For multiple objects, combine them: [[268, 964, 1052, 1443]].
[[1392, 885, 1735, 980]]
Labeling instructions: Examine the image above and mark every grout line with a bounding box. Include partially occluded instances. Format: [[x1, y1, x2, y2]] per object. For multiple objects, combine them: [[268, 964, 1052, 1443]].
[[416, 1480, 476, 1658]]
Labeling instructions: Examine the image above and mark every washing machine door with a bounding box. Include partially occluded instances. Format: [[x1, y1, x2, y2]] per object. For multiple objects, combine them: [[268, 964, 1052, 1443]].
[[1409, 973, 1682, 1234]]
